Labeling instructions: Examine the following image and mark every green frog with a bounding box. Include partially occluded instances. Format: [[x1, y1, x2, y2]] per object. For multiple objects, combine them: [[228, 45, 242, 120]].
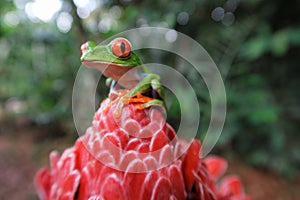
[[80, 37, 165, 115]]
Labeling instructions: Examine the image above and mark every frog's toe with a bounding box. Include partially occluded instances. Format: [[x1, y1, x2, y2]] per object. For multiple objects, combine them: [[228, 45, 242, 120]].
[[142, 99, 164, 108]]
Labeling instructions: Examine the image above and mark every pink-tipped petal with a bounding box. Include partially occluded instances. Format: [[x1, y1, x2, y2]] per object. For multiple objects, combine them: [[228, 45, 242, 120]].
[[168, 162, 186, 199], [151, 177, 172, 200], [149, 130, 169, 152], [204, 156, 228, 180], [141, 172, 159, 200], [101, 174, 126, 200], [182, 140, 201, 191], [219, 175, 244, 198], [34, 168, 51, 200]]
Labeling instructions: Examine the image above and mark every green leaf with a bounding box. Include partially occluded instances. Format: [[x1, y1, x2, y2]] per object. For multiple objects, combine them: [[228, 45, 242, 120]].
[[271, 29, 289, 56], [240, 35, 270, 60]]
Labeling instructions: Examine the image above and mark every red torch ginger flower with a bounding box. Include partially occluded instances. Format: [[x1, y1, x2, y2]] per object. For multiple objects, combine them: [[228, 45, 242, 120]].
[[35, 95, 251, 200]]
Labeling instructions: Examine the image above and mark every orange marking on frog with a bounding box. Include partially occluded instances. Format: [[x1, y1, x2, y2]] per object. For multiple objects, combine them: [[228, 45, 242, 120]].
[[124, 93, 154, 109]]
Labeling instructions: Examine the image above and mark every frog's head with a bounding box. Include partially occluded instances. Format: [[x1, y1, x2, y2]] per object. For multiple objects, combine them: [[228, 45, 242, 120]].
[[80, 38, 143, 81]]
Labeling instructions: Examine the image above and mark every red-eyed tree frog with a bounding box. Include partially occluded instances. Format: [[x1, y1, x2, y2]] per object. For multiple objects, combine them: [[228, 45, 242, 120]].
[[80, 38, 165, 114]]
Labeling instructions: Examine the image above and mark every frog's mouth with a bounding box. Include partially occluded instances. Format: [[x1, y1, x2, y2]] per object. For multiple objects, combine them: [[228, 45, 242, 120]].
[[82, 60, 141, 88]]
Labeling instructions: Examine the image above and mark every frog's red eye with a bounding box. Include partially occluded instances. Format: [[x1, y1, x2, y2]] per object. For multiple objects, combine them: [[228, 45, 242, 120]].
[[111, 38, 131, 58]]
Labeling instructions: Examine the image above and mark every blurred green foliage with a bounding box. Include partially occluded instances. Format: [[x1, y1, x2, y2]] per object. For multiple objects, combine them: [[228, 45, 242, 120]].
[[0, 0, 299, 176]]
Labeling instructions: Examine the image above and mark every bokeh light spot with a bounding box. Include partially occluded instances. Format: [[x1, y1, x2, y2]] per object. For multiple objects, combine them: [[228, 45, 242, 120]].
[[109, 6, 122, 19], [222, 12, 235, 26], [56, 12, 73, 33], [165, 29, 178, 43], [73, 0, 89, 8], [211, 7, 225, 22], [224, 0, 239, 12], [98, 18, 114, 33], [177, 12, 189, 25], [25, 0, 62, 22], [13, 0, 27, 10], [77, 7, 90, 19], [4, 12, 20, 27]]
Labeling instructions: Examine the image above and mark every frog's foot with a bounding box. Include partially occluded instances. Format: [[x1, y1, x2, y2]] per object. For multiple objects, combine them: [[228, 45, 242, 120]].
[[113, 93, 164, 118], [112, 93, 146, 118], [141, 99, 164, 109], [103, 90, 127, 114]]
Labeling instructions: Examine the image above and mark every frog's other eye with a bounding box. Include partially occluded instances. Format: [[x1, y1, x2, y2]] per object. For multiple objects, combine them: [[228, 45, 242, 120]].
[[80, 42, 88, 54], [111, 38, 131, 58], [81, 41, 97, 54]]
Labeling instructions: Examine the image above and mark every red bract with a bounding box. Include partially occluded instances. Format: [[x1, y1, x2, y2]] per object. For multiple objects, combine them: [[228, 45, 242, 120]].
[[35, 96, 251, 200]]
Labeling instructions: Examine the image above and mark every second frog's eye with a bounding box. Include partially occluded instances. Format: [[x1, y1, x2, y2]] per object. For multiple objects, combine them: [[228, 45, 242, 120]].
[[111, 38, 131, 58]]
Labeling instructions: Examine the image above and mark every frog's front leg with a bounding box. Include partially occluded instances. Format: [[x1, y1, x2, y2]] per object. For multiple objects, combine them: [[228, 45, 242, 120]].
[[150, 78, 164, 100], [137, 78, 164, 109], [107, 78, 125, 98], [126, 73, 159, 97], [106, 78, 119, 100]]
